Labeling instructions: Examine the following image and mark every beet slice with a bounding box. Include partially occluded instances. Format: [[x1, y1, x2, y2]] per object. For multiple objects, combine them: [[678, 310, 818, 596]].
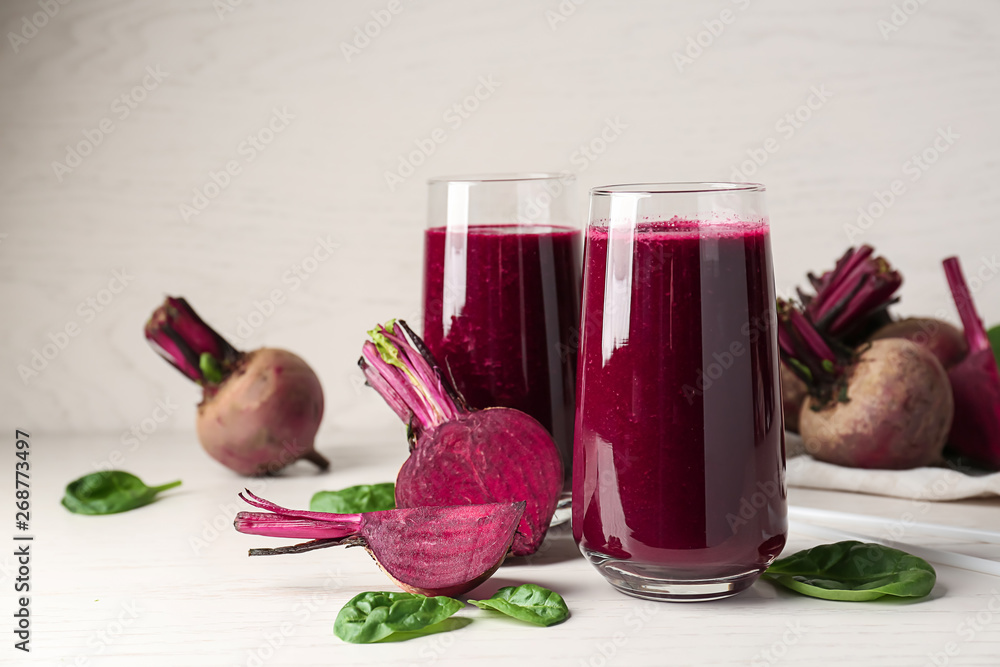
[[942, 257, 1000, 469], [235, 490, 525, 597]]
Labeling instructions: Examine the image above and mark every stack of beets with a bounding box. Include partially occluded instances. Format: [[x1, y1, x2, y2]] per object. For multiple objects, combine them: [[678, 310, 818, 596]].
[[780, 247, 1000, 471]]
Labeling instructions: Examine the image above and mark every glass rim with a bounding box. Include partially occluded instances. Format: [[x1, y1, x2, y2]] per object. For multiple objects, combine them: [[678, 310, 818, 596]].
[[591, 182, 765, 195], [428, 172, 574, 185]]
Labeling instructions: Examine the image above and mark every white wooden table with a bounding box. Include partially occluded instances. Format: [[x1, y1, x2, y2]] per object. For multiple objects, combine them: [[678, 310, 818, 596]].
[[14, 431, 1000, 666]]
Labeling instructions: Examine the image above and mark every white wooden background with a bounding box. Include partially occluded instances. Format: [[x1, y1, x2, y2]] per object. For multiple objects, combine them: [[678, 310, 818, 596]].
[[1, 0, 998, 440], [2, 4, 1000, 666]]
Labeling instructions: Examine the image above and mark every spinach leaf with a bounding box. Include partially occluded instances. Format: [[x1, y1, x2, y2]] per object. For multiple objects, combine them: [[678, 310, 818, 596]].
[[763, 541, 936, 601], [469, 584, 569, 626], [62, 471, 182, 515], [334, 592, 464, 644], [310, 483, 395, 514], [988, 325, 1000, 373]]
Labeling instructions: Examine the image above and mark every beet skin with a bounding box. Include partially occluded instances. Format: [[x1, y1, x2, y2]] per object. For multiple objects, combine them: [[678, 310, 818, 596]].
[[799, 339, 953, 469]]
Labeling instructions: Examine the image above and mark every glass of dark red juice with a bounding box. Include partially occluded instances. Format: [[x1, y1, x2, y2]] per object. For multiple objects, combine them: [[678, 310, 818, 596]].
[[422, 174, 581, 484], [573, 183, 787, 601]]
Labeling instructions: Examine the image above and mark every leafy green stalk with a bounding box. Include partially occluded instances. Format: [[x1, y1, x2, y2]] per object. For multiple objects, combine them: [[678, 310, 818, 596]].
[[62, 471, 182, 515], [763, 541, 936, 601]]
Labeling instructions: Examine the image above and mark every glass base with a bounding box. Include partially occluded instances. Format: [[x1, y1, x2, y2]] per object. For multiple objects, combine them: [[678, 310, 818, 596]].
[[582, 547, 761, 602]]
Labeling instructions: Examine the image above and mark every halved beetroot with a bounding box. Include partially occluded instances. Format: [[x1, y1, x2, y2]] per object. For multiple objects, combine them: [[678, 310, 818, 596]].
[[234, 490, 525, 597]]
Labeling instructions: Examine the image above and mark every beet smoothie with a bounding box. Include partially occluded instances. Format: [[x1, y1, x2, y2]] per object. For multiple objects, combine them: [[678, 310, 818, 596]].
[[422, 224, 581, 474], [573, 220, 786, 595]]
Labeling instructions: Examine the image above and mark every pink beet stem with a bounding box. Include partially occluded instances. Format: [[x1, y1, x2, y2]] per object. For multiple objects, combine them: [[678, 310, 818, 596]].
[[360, 321, 463, 433], [790, 309, 837, 367], [238, 489, 363, 525], [943, 257, 990, 353], [144, 296, 241, 385], [360, 342, 445, 428], [810, 246, 872, 315], [234, 512, 362, 539], [359, 347, 412, 424]]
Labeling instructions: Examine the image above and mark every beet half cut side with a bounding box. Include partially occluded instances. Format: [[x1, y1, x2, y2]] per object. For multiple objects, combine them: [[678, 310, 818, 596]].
[[235, 490, 525, 597], [358, 320, 563, 556]]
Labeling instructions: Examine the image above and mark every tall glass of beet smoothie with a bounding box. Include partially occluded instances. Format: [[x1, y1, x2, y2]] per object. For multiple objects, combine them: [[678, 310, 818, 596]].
[[422, 174, 581, 482], [573, 183, 787, 601]]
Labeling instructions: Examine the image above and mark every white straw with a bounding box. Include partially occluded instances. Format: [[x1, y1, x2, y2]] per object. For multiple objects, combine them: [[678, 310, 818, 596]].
[[789, 520, 1000, 578], [789, 505, 1000, 545]]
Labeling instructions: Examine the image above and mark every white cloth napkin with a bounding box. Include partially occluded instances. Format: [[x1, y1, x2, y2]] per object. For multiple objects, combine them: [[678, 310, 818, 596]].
[[785, 432, 1000, 500]]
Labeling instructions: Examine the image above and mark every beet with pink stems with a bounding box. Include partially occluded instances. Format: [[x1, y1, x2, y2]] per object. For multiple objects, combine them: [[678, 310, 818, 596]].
[[234, 490, 525, 597], [358, 320, 563, 557], [779, 300, 952, 469], [145, 297, 327, 476], [942, 257, 1000, 469], [800, 245, 902, 344]]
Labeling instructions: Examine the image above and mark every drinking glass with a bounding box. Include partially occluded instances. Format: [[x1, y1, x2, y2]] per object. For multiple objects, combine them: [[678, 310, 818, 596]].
[[572, 183, 787, 601], [422, 174, 581, 481]]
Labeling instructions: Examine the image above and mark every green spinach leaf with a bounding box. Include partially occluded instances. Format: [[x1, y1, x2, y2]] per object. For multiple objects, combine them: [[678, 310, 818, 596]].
[[469, 584, 569, 626], [334, 592, 463, 643], [763, 541, 936, 601], [310, 483, 395, 514], [62, 471, 182, 515], [987, 325, 1000, 373]]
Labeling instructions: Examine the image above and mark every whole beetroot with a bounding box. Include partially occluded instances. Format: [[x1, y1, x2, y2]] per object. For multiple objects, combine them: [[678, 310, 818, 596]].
[[871, 318, 968, 369], [359, 320, 562, 557], [798, 338, 953, 469], [145, 297, 327, 476]]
